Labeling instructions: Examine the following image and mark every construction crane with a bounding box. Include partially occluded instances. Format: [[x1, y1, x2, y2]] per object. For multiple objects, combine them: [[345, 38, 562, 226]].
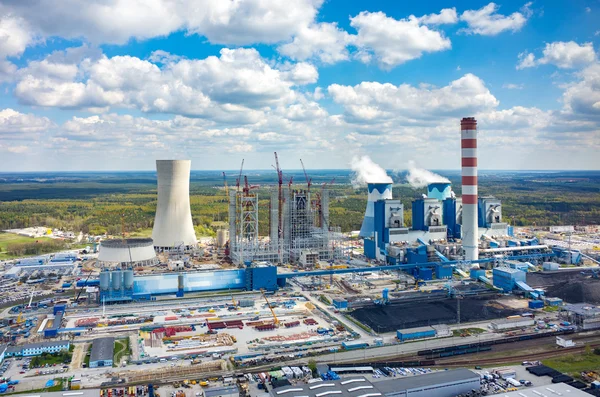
[[75, 270, 94, 303], [235, 159, 244, 192], [26, 290, 34, 309], [222, 172, 229, 197], [243, 175, 259, 195], [299, 159, 312, 192], [260, 288, 279, 326], [274, 152, 283, 239]]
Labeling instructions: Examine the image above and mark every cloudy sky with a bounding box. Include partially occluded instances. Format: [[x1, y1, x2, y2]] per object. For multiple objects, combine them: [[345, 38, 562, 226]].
[[0, 0, 598, 171]]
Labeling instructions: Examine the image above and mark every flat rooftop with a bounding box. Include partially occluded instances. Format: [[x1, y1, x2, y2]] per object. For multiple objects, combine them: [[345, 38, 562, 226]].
[[489, 382, 589, 396], [376, 369, 479, 394], [89, 337, 114, 363], [272, 377, 381, 397], [564, 303, 600, 316]]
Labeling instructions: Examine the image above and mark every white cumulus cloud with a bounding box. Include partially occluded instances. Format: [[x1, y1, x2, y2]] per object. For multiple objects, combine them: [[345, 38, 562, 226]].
[[350, 11, 452, 69], [460, 2, 532, 36], [517, 41, 597, 70]]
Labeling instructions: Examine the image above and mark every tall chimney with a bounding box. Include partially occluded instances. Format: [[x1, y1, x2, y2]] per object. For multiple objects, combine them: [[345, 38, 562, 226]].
[[461, 117, 478, 261]]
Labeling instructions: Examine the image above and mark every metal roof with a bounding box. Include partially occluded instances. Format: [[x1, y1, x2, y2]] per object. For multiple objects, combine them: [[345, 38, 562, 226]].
[[272, 377, 382, 397], [488, 382, 588, 396], [89, 337, 114, 363], [396, 326, 435, 334], [375, 369, 479, 394], [564, 303, 600, 316], [204, 386, 240, 397], [17, 390, 100, 397]]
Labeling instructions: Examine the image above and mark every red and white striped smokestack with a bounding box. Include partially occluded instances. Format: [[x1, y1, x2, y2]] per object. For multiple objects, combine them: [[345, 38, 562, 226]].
[[461, 117, 478, 261]]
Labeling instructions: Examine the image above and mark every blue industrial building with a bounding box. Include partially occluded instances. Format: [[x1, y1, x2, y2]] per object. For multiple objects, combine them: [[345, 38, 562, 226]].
[[89, 337, 114, 368], [492, 268, 526, 292], [333, 299, 348, 310], [5, 341, 70, 357], [397, 326, 436, 342], [44, 305, 65, 338]]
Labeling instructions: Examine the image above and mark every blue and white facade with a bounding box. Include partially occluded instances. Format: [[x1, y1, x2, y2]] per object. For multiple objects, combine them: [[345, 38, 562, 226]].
[[6, 341, 70, 357], [359, 183, 393, 238]]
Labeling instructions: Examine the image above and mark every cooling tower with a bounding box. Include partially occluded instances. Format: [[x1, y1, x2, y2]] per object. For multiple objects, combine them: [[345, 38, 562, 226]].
[[152, 160, 197, 249], [359, 183, 393, 238], [461, 117, 478, 261], [427, 183, 452, 200]]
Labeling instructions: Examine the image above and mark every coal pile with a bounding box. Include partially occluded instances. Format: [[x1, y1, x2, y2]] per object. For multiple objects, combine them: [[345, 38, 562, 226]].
[[527, 269, 587, 288], [545, 279, 600, 304], [349, 298, 523, 333]]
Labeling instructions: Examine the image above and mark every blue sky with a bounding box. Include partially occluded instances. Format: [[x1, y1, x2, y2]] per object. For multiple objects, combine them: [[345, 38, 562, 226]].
[[0, 0, 598, 171]]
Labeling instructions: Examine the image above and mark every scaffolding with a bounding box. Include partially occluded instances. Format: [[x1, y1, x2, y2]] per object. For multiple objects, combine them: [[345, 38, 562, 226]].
[[229, 184, 346, 266]]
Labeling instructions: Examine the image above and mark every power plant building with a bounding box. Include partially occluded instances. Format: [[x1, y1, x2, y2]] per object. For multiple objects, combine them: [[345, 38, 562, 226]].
[[152, 160, 197, 250], [98, 238, 158, 267], [363, 117, 510, 262]]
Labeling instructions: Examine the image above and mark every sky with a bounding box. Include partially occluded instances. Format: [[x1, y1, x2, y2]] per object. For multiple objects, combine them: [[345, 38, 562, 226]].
[[0, 0, 598, 172]]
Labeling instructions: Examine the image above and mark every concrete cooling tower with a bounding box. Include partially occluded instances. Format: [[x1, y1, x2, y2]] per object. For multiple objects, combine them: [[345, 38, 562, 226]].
[[152, 160, 197, 250], [359, 183, 393, 238]]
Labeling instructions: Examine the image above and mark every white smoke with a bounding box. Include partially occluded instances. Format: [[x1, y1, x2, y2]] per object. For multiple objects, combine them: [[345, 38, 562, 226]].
[[406, 160, 450, 188], [350, 155, 393, 187]]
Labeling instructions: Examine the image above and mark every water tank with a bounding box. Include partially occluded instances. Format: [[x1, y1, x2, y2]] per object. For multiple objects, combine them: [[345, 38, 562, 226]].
[[124, 269, 134, 290], [216, 229, 229, 248], [99, 270, 110, 291], [112, 270, 122, 290], [178, 273, 184, 290]]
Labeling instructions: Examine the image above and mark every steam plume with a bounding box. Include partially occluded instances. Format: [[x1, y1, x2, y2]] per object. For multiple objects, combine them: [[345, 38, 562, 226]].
[[406, 160, 449, 188], [350, 155, 392, 186]]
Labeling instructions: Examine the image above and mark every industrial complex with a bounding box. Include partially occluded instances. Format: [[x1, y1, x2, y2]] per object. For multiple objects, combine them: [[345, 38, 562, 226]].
[[1, 117, 600, 397]]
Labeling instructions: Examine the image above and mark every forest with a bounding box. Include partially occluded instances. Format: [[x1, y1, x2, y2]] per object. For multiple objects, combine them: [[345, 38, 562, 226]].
[[0, 170, 598, 239]]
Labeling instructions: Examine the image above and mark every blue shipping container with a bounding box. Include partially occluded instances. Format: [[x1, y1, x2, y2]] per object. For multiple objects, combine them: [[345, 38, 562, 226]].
[[397, 326, 436, 342], [332, 299, 348, 309], [529, 300, 544, 309]]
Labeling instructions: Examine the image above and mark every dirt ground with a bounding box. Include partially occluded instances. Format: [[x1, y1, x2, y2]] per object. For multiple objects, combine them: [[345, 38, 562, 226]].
[[349, 297, 524, 333], [71, 342, 87, 369]]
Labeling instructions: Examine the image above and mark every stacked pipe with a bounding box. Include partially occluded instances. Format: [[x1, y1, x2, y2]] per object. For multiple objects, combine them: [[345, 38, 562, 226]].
[[461, 117, 479, 261]]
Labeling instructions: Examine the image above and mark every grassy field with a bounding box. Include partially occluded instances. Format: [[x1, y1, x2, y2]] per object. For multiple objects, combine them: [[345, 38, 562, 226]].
[[113, 338, 130, 366], [544, 350, 600, 377], [0, 232, 52, 260]]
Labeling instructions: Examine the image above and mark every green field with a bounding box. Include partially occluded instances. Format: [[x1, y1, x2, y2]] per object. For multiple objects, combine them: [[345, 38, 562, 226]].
[[0, 232, 53, 260], [113, 338, 130, 366], [544, 349, 600, 377]]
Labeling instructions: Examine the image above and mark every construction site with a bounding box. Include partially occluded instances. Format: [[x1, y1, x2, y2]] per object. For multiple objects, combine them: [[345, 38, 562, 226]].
[[227, 154, 347, 266]]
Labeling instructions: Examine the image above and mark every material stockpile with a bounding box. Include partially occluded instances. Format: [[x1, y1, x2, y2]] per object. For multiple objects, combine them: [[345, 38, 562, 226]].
[[262, 331, 318, 342], [75, 317, 99, 327], [545, 280, 600, 304], [256, 324, 276, 331], [303, 318, 318, 325], [166, 333, 235, 350], [284, 321, 300, 328], [122, 359, 227, 383], [207, 319, 244, 330], [101, 316, 153, 327], [350, 297, 523, 333]]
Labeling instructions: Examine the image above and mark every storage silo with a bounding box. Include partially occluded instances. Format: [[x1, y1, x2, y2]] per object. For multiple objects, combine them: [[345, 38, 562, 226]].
[[123, 269, 134, 290], [152, 160, 197, 250], [99, 270, 110, 292], [177, 273, 184, 297], [112, 269, 122, 290]]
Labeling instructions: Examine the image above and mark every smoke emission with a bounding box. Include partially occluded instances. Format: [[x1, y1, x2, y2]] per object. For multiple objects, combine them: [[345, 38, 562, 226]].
[[351, 155, 393, 186], [406, 160, 450, 188]]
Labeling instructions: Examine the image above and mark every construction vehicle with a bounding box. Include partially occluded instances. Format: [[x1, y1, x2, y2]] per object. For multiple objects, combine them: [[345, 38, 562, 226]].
[[260, 288, 279, 326]]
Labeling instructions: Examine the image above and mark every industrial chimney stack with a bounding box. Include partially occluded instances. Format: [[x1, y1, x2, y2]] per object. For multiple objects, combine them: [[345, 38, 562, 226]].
[[152, 160, 197, 250], [460, 117, 478, 261]]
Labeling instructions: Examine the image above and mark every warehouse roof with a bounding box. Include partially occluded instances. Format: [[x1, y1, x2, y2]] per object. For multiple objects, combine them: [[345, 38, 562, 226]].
[[16, 390, 100, 397], [204, 385, 239, 397], [89, 337, 114, 363], [376, 369, 479, 394], [272, 377, 382, 397], [488, 382, 588, 396], [493, 267, 524, 274], [564, 303, 600, 316], [397, 326, 435, 334]]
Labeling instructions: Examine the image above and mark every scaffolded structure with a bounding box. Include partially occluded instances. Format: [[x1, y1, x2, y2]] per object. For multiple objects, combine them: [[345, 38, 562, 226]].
[[229, 184, 345, 265]]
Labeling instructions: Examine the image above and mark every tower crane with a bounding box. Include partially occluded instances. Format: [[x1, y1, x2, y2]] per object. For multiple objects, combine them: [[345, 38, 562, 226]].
[[299, 159, 312, 192], [222, 172, 229, 197], [274, 152, 283, 238], [235, 159, 244, 192], [260, 288, 279, 326]]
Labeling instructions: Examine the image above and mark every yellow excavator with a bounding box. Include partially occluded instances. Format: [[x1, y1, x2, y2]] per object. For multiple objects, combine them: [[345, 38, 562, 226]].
[[260, 288, 279, 326]]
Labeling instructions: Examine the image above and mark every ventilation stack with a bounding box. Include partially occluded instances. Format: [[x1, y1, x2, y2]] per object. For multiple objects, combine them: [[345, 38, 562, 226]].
[[359, 183, 392, 238], [461, 117, 478, 261], [152, 160, 197, 250]]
